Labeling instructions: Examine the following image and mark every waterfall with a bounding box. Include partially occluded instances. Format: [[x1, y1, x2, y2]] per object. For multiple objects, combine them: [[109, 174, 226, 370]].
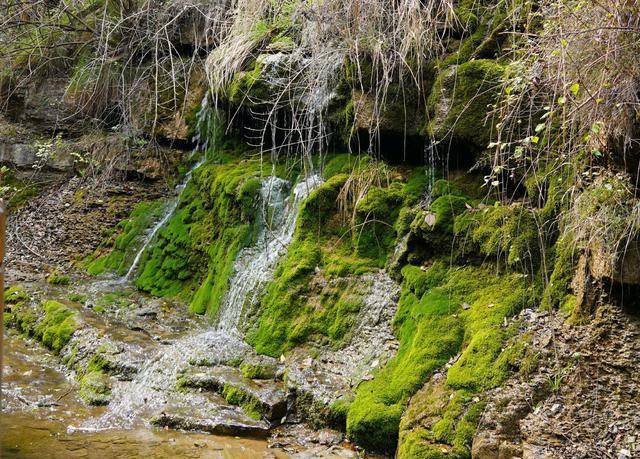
[[423, 141, 439, 204], [82, 172, 322, 430], [217, 173, 323, 331]]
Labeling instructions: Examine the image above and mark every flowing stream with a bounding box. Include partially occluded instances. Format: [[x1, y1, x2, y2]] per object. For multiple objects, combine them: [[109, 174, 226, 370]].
[[81, 172, 322, 431], [1, 331, 285, 458]]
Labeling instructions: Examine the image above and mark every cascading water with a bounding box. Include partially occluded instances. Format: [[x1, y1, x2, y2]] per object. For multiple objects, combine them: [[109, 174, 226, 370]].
[[217, 173, 323, 331], [423, 141, 439, 204], [81, 172, 322, 431]]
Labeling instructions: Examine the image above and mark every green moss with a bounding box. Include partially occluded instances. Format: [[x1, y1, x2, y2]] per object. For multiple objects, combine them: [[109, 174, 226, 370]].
[[8, 300, 78, 354], [240, 361, 277, 380], [427, 60, 504, 152], [221, 384, 263, 420], [92, 291, 133, 312], [329, 397, 353, 430], [5, 285, 29, 304], [347, 264, 535, 453], [446, 272, 531, 391], [132, 156, 284, 317], [400, 262, 449, 298], [541, 235, 578, 311], [79, 370, 111, 406], [68, 293, 88, 304], [353, 183, 404, 262], [249, 166, 426, 356], [454, 202, 540, 270], [86, 199, 165, 276], [322, 153, 364, 179], [37, 301, 77, 353], [227, 59, 268, 106], [46, 272, 70, 285]]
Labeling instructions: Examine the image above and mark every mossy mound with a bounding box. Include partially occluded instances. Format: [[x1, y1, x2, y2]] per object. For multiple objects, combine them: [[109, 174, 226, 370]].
[[7, 299, 78, 354], [247, 162, 430, 356], [346, 263, 535, 454], [427, 60, 504, 154]]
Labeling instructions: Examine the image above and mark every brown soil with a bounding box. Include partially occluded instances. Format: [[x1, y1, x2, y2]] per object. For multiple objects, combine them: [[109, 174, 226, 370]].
[[6, 175, 167, 282], [474, 303, 640, 459]]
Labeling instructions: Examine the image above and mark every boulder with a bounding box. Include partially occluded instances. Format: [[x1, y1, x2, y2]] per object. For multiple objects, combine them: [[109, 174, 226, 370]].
[[177, 365, 288, 422]]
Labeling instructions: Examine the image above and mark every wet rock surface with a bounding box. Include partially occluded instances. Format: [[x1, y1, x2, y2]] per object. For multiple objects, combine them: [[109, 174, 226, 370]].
[[269, 424, 364, 458], [178, 365, 288, 422], [150, 408, 271, 438], [474, 305, 640, 459], [286, 271, 400, 425]]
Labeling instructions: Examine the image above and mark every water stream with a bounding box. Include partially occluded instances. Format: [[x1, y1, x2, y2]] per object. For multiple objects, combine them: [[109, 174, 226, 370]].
[[218, 173, 323, 331], [1, 331, 285, 459], [81, 172, 322, 431]]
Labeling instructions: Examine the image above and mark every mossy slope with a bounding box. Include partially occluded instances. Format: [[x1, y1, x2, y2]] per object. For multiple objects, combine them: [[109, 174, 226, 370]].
[[247, 155, 431, 356], [346, 262, 534, 454]]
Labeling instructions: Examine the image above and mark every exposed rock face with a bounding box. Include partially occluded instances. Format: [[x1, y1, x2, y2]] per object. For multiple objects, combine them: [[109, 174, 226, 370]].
[[0, 142, 74, 171], [6, 176, 166, 280], [474, 305, 640, 459], [150, 411, 271, 438], [286, 271, 400, 426], [589, 239, 640, 285], [10, 78, 86, 135]]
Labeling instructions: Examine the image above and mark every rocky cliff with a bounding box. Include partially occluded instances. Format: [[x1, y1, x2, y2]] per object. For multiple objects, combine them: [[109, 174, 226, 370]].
[[2, 1, 639, 458]]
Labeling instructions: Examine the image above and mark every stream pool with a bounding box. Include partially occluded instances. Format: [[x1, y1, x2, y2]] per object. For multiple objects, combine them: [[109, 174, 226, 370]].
[[1, 331, 286, 458]]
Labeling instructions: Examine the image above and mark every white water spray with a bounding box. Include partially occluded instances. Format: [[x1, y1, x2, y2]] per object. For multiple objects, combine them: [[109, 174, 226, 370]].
[[217, 173, 323, 331]]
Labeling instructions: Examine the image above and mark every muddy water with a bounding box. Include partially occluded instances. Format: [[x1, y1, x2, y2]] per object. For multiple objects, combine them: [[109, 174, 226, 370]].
[[1, 332, 286, 459]]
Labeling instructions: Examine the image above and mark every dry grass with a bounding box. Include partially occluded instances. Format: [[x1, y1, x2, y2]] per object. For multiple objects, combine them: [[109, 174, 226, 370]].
[[204, 0, 459, 159], [491, 0, 640, 192], [0, 0, 230, 131]]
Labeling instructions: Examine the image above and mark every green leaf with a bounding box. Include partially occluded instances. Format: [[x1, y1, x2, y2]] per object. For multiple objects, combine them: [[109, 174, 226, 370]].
[[535, 123, 546, 133], [558, 96, 567, 105], [570, 83, 580, 96]]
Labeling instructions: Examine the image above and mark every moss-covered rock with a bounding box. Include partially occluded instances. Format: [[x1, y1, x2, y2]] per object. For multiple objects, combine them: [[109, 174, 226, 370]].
[[46, 272, 71, 286], [127, 154, 289, 318], [79, 370, 112, 406], [427, 60, 504, 155], [346, 264, 535, 454], [248, 164, 429, 356], [7, 299, 77, 354], [454, 202, 540, 270]]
